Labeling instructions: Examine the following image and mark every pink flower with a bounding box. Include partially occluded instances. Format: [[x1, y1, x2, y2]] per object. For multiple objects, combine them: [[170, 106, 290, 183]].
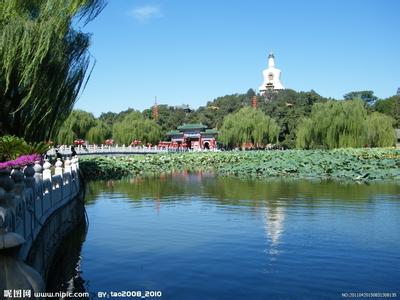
[[0, 154, 42, 169]]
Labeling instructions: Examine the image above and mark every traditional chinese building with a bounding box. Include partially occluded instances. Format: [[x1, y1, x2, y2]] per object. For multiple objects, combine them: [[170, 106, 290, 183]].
[[162, 124, 218, 150]]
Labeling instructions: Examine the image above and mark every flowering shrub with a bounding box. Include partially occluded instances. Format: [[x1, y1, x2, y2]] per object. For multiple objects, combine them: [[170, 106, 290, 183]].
[[0, 135, 49, 161], [0, 154, 42, 170]]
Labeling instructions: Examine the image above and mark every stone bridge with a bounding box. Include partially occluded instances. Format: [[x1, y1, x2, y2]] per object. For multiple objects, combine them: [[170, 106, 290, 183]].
[[47, 145, 219, 157], [48, 145, 169, 156], [0, 156, 83, 296]]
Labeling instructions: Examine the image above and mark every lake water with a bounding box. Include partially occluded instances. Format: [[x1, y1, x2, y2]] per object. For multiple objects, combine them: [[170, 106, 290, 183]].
[[49, 172, 400, 299]]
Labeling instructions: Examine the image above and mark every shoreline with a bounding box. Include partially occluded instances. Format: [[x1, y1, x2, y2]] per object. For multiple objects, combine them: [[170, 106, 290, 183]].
[[79, 149, 400, 182]]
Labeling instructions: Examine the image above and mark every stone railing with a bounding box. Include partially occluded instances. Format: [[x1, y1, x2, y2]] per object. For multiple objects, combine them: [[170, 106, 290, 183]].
[[48, 145, 168, 156], [47, 145, 220, 156], [0, 156, 80, 259]]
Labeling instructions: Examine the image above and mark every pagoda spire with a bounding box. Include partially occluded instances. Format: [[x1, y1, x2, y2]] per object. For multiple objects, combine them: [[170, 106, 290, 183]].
[[152, 96, 159, 120], [252, 95, 257, 109], [268, 52, 275, 68]]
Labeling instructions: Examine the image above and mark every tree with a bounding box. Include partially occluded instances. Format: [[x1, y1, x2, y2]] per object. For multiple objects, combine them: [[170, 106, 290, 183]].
[[86, 120, 111, 144], [262, 89, 327, 148], [0, 0, 104, 142], [374, 96, 400, 128], [344, 90, 378, 106], [366, 112, 396, 147], [142, 105, 198, 134], [55, 110, 96, 144], [219, 107, 279, 148], [99, 111, 118, 127], [296, 99, 395, 149], [112, 111, 162, 145]]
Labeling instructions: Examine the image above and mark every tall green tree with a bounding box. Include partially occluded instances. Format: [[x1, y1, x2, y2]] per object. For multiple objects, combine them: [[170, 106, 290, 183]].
[[296, 99, 395, 149], [112, 111, 162, 145], [374, 95, 400, 128], [55, 110, 96, 144], [261, 89, 327, 148], [366, 112, 396, 147], [219, 107, 279, 148], [86, 120, 111, 144], [344, 90, 378, 106], [0, 0, 104, 142], [98, 111, 118, 127]]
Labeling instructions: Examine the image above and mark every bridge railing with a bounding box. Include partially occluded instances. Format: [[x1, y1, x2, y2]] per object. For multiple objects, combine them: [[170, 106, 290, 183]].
[[47, 145, 220, 156], [0, 156, 80, 259], [48, 145, 169, 156]]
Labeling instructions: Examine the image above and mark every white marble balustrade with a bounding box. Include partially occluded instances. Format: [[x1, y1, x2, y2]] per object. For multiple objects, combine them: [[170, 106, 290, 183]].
[[0, 156, 80, 260]]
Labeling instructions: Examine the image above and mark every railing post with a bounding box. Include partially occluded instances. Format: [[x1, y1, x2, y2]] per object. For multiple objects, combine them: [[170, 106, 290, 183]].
[[0, 174, 44, 293], [0, 169, 16, 230], [54, 158, 63, 176], [64, 157, 72, 174], [34, 161, 43, 182], [11, 166, 25, 195], [71, 157, 77, 172], [42, 159, 52, 181]]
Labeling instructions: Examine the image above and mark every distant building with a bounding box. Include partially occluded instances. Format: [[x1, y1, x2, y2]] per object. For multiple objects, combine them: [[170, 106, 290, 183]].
[[397, 88, 400, 96], [174, 104, 192, 113], [162, 124, 218, 150], [259, 52, 285, 94]]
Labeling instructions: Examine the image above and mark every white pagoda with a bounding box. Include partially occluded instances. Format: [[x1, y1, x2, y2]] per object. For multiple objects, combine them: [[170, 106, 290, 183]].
[[259, 52, 285, 94]]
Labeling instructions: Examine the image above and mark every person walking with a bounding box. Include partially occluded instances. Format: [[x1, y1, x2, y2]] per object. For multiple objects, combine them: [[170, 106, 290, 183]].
[[71, 146, 77, 157]]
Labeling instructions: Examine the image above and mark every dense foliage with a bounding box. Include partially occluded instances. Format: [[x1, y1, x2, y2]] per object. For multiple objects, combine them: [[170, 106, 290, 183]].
[[219, 107, 279, 148], [61, 89, 398, 150], [374, 96, 400, 128], [79, 149, 400, 181], [0, 0, 104, 142], [112, 111, 162, 145], [296, 100, 396, 149], [86, 120, 112, 144], [56, 110, 97, 144], [343, 90, 378, 106], [366, 112, 396, 147], [0, 135, 49, 161]]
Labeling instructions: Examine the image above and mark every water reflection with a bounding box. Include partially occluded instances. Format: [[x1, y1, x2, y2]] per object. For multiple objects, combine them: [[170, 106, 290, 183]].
[[264, 206, 285, 250], [46, 221, 88, 299], [85, 172, 400, 209], [78, 172, 400, 299]]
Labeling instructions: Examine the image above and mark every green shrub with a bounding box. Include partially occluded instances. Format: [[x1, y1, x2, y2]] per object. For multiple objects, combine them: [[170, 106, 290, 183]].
[[0, 135, 49, 161]]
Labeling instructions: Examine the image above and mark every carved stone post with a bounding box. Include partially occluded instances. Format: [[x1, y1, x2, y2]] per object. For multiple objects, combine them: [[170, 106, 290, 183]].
[[11, 166, 25, 195], [24, 164, 36, 191], [71, 157, 77, 172], [54, 158, 63, 176], [64, 157, 72, 174], [34, 161, 43, 183], [0, 170, 45, 294], [42, 159, 52, 181], [0, 226, 44, 295]]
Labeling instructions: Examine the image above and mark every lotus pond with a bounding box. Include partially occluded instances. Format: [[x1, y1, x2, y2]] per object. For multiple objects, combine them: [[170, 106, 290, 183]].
[[49, 172, 400, 299], [80, 148, 400, 181]]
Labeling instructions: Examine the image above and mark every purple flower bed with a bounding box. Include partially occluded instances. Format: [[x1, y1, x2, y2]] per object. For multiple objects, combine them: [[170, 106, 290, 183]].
[[0, 154, 42, 170]]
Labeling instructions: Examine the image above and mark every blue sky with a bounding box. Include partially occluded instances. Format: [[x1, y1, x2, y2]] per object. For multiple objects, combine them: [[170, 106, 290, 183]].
[[75, 0, 400, 116]]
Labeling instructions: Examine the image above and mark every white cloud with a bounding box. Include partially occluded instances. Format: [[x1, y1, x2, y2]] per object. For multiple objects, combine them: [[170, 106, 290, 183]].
[[130, 5, 162, 23]]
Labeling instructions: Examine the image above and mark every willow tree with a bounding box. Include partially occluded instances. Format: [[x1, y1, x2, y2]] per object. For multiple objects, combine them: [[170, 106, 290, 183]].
[[112, 111, 162, 145], [86, 120, 111, 144], [366, 112, 396, 147], [0, 0, 105, 142], [296, 99, 395, 149], [55, 109, 96, 144], [219, 107, 279, 148]]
